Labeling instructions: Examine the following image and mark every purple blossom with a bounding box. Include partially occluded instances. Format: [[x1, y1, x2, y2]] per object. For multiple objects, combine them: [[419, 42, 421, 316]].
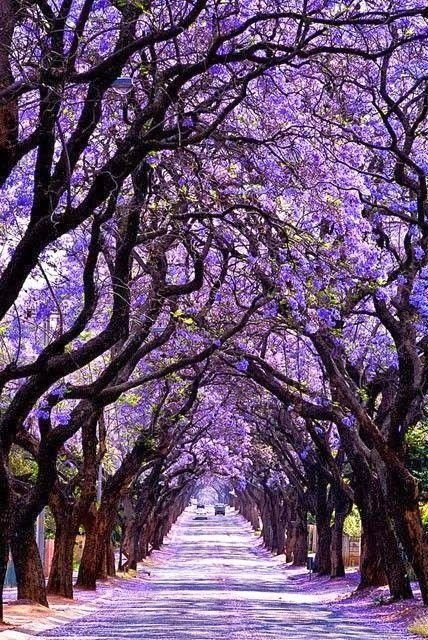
[[51, 383, 66, 399], [317, 307, 340, 328], [341, 415, 356, 429], [414, 245, 425, 261], [374, 288, 388, 302], [299, 445, 312, 461], [36, 408, 50, 421], [263, 301, 278, 318], [55, 413, 70, 425], [17, 194, 32, 207], [208, 65, 223, 76], [236, 359, 249, 373], [35, 301, 54, 323]]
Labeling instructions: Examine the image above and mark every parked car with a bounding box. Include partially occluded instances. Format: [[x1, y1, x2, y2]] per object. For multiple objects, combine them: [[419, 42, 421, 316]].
[[214, 503, 226, 515]]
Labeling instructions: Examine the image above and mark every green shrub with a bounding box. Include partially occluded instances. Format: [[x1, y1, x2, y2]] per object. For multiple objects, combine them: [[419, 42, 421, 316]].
[[421, 503, 428, 532], [406, 422, 428, 500], [343, 505, 361, 538], [409, 618, 428, 637]]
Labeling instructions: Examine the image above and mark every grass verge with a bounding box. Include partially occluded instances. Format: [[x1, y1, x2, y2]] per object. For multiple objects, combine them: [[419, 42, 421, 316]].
[[409, 617, 428, 637]]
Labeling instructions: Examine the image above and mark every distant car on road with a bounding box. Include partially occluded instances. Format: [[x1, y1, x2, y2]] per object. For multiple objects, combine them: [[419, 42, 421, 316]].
[[197, 502, 205, 510], [214, 503, 226, 515], [194, 506, 208, 520]]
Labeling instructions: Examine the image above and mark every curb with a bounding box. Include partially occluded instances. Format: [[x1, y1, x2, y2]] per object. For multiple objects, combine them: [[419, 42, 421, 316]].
[[0, 567, 152, 639], [0, 600, 100, 639]]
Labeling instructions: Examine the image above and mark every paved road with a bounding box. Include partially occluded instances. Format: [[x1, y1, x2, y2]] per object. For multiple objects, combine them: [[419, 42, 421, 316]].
[[39, 509, 404, 639]]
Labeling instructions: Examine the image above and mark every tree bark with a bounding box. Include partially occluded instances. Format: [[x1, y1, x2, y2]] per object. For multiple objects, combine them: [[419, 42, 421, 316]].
[[355, 482, 412, 599], [293, 504, 308, 566], [47, 492, 78, 599], [330, 489, 351, 578], [47, 517, 76, 598], [385, 469, 428, 604], [97, 538, 116, 580], [75, 508, 97, 590], [10, 525, 48, 606], [314, 477, 332, 575], [0, 0, 18, 183], [0, 454, 11, 622], [237, 492, 260, 530], [285, 521, 295, 563]]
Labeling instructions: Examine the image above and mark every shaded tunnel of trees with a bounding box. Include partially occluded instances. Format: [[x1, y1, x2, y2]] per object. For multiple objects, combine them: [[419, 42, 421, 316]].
[[1, 0, 428, 622]]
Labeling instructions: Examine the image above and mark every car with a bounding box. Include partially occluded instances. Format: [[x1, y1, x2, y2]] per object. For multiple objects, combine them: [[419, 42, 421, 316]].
[[196, 502, 205, 510], [214, 503, 226, 515]]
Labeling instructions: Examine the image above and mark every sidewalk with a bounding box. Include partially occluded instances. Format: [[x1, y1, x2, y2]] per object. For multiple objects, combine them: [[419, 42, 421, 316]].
[[0, 563, 154, 639]]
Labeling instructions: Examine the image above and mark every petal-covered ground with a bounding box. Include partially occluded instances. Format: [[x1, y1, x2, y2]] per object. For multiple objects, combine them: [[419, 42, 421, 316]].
[[39, 510, 409, 639]]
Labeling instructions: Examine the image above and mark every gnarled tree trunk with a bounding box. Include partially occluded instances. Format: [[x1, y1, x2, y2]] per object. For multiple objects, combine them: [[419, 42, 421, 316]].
[[47, 516, 76, 598], [47, 491, 78, 598], [11, 525, 48, 606], [293, 502, 308, 566], [384, 467, 428, 604], [75, 507, 98, 590], [0, 0, 18, 183], [0, 454, 11, 622], [355, 476, 412, 599], [330, 488, 352, 578], [314, 476, 332, 575]]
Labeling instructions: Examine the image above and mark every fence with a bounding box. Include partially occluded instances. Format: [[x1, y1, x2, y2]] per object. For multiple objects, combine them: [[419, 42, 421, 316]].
[[308, 524, 361, 568]]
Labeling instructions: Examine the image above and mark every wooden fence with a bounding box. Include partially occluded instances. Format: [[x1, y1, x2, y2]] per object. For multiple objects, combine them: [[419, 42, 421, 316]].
[[308, 524, 360, 567]]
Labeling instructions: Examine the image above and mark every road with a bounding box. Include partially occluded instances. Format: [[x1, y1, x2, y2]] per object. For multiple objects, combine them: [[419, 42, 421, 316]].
[[39, 508, 404, 639]]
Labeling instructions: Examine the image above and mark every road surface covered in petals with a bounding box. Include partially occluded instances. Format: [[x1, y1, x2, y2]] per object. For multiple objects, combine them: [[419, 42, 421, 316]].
[[39, 509, 404, 640]]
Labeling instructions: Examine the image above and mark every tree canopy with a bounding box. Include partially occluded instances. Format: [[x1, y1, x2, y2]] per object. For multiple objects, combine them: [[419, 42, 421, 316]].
[[1, 0, 428, 619]]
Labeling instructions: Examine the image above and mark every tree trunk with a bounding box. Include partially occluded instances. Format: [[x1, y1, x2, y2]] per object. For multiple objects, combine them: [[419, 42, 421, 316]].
[[0, 452, 11, 622], [330, 513, 346, 578], [97, 538, 116, 580], [77, 505, 117, 587], [271, 495, 286, 556], [342, 435, 412, 599], [330, 490, 351, 578], [356, 485, 412, 599], [0, 0, 18, 183], [262, 514, 274, 551], [95, 510, 117, 580], [0, 537, 7, 623], [127, 522, 140, 570], [238, 493, 260, 530], [75, 509, 98, 590], [386, 475, 428, 605], [359, 521, 387, 588], [11, 525, 48, 606], [47, 516, 76, 598], [293, 505, 308, 566], [314, 478, 332, 575], [139, 520, 153, 559], [151, 514, 167, 550], [107, 541, 116, 577], [285, 522, 295, 563]]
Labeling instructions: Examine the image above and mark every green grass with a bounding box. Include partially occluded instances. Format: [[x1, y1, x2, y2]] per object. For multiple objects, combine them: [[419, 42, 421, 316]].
[[116, 569, 138, 579], [408, 618, 428, 637]]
